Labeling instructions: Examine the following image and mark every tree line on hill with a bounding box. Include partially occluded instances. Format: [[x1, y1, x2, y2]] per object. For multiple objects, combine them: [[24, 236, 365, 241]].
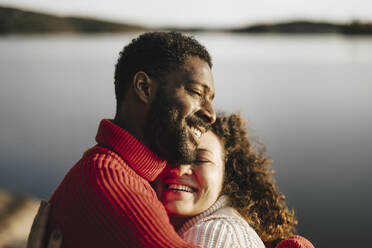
[[1, 6, 372, 35]]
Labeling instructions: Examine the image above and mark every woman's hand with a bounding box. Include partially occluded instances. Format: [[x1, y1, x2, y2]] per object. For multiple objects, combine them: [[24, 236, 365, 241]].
[[27, 200, 62, 248]]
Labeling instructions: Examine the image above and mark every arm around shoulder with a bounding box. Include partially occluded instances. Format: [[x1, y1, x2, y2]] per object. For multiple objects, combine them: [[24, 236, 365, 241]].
[[275, 236, 315, 248], [49, 151, 197, 248]]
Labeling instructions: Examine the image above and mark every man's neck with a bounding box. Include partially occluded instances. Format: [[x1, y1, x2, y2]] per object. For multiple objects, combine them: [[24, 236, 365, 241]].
[[112, 116, 146, 145]]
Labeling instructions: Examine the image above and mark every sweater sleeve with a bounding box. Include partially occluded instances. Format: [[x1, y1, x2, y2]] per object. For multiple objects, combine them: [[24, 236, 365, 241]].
[[181, 219, 265, 248], [50, 150, 198, 248], [275, 236, 315, 248]]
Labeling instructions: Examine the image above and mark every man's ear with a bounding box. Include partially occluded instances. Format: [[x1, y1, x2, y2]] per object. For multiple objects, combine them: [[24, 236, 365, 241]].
[[132, 71, 154, 103]]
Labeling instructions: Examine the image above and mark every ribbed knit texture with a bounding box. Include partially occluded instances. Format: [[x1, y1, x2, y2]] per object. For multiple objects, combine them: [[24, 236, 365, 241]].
[[179, 195, 266, 248], [276, 236, 315, 248], [49, 119, 198, 248]]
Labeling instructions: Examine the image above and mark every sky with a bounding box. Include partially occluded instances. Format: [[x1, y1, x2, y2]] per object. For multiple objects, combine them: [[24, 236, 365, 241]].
[[0, 0, 372, 28]]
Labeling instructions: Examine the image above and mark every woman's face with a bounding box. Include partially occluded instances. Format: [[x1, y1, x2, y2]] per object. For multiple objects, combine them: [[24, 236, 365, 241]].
[[155, 130, 225, 217]]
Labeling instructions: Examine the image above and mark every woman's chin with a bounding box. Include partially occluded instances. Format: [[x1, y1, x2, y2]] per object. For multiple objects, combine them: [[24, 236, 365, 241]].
[[163, 201, 195, 217]]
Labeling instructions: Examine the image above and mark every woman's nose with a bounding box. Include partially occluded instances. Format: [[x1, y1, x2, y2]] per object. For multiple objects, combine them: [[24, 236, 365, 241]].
[[169, 164, 193, 176]]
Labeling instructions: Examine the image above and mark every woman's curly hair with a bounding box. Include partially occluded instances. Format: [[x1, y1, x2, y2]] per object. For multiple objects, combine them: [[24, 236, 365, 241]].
[[211, 113, 298, 243]]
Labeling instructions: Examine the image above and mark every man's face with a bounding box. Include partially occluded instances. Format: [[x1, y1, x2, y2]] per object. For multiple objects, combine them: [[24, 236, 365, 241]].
[[144, 56, 216, 165]]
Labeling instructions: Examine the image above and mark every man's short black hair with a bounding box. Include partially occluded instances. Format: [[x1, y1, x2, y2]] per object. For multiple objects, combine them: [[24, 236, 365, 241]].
[[114, 31, 212, 112]]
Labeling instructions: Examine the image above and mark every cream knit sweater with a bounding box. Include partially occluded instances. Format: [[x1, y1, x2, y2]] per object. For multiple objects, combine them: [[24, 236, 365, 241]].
[[178, 195, 265, 248]]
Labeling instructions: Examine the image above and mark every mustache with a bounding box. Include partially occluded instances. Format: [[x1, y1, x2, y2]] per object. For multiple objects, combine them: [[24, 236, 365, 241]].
[[186, 116, 211, 132]]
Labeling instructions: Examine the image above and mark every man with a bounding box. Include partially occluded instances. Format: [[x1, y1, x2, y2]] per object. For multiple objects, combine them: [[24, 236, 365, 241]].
[[42, 32, 216, 248]]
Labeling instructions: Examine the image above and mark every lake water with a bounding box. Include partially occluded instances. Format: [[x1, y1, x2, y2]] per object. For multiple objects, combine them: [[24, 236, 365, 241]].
[[1, 32, 371, 247]]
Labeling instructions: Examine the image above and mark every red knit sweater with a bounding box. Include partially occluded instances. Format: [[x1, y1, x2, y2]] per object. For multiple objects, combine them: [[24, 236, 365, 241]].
[[49, 119, 198, 248]]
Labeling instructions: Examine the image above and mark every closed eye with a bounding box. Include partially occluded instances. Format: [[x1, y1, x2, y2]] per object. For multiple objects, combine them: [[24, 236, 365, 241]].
[[194, 159, 211, 165], [188, 88, 202, 97]]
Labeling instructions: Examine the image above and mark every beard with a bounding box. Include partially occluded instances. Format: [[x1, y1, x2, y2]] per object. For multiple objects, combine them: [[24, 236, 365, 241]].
[[144, 90, 196, 165]]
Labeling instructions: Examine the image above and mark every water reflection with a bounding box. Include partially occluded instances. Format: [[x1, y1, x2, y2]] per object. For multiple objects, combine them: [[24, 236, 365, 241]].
[[1, 33, 372, 247]]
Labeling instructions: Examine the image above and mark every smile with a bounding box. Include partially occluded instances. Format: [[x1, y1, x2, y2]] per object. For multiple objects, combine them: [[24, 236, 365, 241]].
[[167, 184, 196, 193], [190, 126, 202, 139]]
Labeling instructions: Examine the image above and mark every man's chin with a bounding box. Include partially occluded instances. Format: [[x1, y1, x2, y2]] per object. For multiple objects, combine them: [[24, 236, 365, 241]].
[[148, 133, 196, 164], [164, 146, 196, 165], [166, 153, 195, 165]]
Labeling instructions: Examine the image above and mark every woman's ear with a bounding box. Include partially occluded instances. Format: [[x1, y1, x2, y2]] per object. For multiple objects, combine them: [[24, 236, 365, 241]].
[[132, 71, 154, 103]]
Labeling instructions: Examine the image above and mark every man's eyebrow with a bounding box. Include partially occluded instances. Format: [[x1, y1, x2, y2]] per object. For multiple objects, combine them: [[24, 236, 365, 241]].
[[189, 80, 211, 90]]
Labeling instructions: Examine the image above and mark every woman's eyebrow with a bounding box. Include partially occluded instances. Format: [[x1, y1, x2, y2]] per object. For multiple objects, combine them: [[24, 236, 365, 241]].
[[196, 148, 214, 156]]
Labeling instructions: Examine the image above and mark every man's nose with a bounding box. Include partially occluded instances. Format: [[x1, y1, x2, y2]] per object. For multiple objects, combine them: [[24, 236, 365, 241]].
[[197, 99, 216, 124], [169, 164, 193, 176]]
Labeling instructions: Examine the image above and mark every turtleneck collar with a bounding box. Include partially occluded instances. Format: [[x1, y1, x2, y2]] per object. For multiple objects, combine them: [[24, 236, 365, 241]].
[[95, 119, 167, 181], [177, 195, 231, 235]]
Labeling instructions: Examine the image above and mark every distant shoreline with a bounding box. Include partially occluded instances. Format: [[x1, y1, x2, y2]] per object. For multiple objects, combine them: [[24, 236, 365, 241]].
[[1, 6, 372, 35], [0, 6, 147, 34]]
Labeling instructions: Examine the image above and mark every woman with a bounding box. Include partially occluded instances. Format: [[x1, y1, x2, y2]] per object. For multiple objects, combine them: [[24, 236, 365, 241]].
[[154, 113, 300, 247]]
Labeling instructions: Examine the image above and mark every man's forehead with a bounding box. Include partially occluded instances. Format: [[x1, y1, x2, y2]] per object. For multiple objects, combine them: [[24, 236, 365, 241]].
[[184, 57, 214, 86], [163, 56, 214, 93], [183, 57, 212, 75]]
